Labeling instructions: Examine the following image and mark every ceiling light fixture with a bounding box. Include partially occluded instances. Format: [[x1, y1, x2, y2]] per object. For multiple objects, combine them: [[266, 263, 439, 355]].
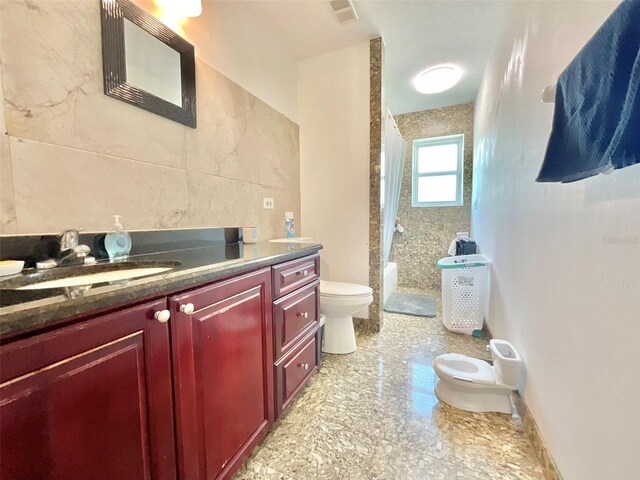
[[155, 0, 202, 18], [182, 0, 202, 17], [413, 65, 463, 94]]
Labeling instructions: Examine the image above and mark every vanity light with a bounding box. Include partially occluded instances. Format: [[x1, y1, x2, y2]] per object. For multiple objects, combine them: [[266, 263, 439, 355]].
[[182, 0, 203, 17], [413, 65, 463, 94], [155, 0, 202, 19]]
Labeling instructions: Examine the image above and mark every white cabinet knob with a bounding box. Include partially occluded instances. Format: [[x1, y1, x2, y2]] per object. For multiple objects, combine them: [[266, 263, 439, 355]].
[[180, 303, 195, 314], [297, 311, 308, 319], [299, 362, 309, 370], [303, 269, 308, 276], [154, 310, 170, 323]]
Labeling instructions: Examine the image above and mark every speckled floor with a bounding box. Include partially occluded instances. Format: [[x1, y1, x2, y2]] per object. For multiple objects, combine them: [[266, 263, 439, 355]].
[[234, 292, 544, 480]]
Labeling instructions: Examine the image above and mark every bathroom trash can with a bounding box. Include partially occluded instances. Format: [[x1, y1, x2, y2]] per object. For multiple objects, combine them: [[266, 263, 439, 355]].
[[436, 254, 490, 336]]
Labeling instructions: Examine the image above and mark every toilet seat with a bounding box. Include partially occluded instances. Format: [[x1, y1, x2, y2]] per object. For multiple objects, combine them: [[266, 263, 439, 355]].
[[433, 354, 495, 385], [320, 280, 373, 298]]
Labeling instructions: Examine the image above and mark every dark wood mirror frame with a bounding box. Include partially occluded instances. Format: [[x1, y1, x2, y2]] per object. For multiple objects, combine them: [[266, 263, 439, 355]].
[[100, 0, 197, 128]]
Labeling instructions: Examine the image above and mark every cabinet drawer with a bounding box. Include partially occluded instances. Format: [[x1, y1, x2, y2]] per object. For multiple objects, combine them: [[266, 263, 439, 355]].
[[272, 254, 320, 299], [275, 332, 318, 416], [273, 280, 319, 358]]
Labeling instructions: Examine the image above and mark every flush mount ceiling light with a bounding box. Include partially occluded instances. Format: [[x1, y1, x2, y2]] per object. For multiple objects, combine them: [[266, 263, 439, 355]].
[[413, 65, 463, 94]]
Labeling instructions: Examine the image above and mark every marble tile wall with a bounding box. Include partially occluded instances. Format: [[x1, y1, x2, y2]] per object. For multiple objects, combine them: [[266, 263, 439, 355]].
[[0, 28, 17, 233], [391, 102, 474, 290], [0, 0, 300, 236], [366, 37, 384, 333]]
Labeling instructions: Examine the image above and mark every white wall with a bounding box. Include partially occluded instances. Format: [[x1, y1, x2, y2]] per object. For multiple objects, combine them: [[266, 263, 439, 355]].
[[473, 2, 639, 479], [298, 42, 370, 291]]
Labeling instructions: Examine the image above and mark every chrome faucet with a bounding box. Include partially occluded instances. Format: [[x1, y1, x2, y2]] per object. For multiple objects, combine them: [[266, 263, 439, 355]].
[[36, 228, 94, 269], [60, 229, 81, 252], [57, 229, 91, 266]]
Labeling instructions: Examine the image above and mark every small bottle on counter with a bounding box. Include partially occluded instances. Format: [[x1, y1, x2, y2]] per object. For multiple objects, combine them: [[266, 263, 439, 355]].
[[285, 212, 295, 238], [105, 215, 132, 261]]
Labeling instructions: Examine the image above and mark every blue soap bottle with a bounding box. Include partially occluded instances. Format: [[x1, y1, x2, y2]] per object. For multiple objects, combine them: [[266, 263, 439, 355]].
[[105, 215, 132, 261]]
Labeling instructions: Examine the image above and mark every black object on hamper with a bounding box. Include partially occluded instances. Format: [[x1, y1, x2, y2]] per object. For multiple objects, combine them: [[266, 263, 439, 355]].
[[456, 239, 477, 255]]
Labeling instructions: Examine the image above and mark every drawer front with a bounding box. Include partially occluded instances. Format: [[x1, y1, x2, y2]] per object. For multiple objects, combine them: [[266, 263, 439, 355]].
[[275, 332, 318, 416], [272, 254, 320, 299], [273, 281, 319, 358]]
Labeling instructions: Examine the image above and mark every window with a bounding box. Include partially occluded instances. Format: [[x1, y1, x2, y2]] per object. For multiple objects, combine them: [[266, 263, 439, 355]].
[[411, 134, 464, 207]]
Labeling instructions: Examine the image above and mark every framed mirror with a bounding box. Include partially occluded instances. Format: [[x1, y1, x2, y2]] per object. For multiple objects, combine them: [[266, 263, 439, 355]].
[[100, 0, 197, 128]]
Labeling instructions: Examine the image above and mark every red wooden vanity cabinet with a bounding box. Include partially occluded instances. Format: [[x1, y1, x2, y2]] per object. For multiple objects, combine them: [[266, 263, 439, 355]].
[[0, 299, 176, 480], [0, 253, 321, 480], [169, 268, 274, 480], [272, 254, 321, 419]]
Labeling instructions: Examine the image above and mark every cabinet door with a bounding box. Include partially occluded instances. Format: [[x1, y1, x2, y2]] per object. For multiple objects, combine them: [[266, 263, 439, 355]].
[[0, 299, 176, 480], [170, 268, 273, 480]]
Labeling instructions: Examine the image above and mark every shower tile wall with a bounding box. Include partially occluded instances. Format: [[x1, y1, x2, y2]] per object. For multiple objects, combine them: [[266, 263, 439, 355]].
[[391, 102, 474, 290]]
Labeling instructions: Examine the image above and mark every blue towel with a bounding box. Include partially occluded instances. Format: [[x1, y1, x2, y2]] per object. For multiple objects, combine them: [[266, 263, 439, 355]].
[[537, 0, 640, 183]]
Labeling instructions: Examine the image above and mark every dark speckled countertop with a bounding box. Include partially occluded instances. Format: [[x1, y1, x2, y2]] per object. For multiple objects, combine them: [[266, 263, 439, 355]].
[[0, 242, 322, 339]]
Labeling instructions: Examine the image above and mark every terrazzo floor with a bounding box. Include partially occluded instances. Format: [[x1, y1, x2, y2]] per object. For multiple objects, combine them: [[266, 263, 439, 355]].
[[234, 292, 544, 480]]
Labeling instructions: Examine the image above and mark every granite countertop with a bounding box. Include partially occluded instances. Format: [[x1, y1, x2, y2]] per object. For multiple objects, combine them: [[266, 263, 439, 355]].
[[0, 242, 322, 339]]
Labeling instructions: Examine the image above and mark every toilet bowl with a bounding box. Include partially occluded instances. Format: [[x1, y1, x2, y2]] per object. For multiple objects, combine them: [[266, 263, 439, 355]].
[[433, 339, 522, 414], [320, 280, 373, 354]]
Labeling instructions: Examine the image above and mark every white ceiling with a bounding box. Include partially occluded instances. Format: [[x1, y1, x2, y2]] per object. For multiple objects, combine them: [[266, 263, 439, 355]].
[[235, 0, 509, 114]]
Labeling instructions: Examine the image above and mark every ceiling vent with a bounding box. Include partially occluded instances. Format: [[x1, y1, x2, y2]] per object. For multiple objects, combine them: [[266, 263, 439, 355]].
[[329, 0, 359, 24]]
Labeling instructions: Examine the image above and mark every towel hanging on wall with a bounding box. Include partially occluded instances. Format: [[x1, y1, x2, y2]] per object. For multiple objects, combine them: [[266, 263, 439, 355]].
[[536, 0, 640, 183]]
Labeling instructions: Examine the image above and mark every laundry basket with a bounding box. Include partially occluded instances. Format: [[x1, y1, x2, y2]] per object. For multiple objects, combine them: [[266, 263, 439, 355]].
[[436, 254, 490, 336]]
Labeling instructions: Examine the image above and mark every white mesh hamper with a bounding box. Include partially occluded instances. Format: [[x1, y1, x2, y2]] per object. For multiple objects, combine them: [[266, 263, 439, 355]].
[[436, 254, 490, 335]]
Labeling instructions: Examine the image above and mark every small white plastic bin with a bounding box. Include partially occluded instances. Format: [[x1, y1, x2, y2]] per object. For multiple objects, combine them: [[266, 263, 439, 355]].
[[436, 254, 490, 336]]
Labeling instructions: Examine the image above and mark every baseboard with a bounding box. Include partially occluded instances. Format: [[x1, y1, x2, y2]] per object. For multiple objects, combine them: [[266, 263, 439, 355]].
[[483, 321, 494, 340], [513, 393, 564, 480], [486, 323, 562, 480]]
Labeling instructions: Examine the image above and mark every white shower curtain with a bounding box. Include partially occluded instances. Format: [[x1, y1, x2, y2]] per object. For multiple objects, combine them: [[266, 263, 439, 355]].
[[382, 112, 406, 267]]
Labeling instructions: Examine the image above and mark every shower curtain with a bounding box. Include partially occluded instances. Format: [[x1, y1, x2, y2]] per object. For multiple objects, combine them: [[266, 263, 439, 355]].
[[382, 112, 406, 267]]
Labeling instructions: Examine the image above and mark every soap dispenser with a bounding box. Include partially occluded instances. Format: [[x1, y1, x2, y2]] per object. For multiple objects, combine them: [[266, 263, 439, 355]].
[[105, 215, 132, 261]]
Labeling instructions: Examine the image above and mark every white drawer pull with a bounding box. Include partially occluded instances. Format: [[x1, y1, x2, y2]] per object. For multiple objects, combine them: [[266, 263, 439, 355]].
[[297, 311, 309, 319], [298, 363, 309, 370], [180, 303, 195, 314], [154, 310, 170, 323]]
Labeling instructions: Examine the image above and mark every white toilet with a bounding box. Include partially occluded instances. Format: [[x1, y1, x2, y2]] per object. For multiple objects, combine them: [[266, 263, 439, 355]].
[[320, 280, 373, 354], [433, 339, 523, 414]]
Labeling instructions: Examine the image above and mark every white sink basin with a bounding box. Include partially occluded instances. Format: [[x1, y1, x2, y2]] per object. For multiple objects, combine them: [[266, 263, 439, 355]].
[[17, 267, 172, 290], [0, 260, 180, 291]]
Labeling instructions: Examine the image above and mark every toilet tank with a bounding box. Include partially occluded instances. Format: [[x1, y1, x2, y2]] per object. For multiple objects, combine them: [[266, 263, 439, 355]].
[[489, 339, 522, 388]]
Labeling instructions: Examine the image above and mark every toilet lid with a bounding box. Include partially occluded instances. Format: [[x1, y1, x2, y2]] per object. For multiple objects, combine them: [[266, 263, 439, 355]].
[[433, 354, 496, 385], [320, 280, 373, 298]]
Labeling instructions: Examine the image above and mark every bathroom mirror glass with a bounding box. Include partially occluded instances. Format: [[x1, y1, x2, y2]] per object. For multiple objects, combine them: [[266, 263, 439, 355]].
[[123, 19, 182, 106], [100, 0, 197, 127]]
